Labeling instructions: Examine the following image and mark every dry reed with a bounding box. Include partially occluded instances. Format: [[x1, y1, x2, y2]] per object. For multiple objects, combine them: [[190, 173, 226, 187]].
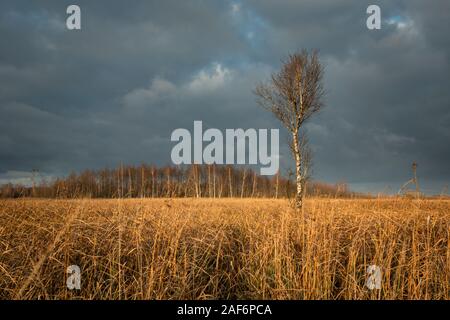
[[0, 198, 449, 299]]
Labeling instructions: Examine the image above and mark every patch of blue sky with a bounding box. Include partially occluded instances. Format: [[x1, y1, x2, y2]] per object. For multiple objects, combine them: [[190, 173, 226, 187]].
[[229, 1, 270, 49]]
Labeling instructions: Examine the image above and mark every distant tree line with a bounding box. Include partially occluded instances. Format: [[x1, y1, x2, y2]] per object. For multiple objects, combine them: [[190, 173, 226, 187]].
[[0, 164, 357, 199]]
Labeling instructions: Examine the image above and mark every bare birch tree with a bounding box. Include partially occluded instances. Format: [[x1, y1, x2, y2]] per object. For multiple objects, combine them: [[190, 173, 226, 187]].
[[241, 168, 247, 198], [255, 50, 324, 209]]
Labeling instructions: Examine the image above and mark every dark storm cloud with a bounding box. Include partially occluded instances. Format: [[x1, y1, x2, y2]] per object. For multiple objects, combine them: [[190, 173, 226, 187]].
[[0, 0, 449, 193]]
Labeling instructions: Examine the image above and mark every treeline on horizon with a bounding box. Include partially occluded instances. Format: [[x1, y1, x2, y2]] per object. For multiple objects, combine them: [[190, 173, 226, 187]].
[[0, 164, 360, 199]]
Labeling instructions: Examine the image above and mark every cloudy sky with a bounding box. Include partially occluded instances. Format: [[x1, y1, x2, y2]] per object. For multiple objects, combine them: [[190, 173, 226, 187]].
[[1, 0, 449, 194]]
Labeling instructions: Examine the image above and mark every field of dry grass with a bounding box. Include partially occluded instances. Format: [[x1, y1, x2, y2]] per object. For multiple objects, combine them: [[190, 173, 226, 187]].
[[0, 198, 449, 299]]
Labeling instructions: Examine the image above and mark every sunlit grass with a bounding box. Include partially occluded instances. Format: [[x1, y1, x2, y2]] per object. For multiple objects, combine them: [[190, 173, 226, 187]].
[[0, 198, 449, 299]]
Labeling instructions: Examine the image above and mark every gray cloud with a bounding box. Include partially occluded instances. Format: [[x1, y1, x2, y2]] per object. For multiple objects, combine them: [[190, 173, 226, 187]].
[[0, 0, 449, 194]]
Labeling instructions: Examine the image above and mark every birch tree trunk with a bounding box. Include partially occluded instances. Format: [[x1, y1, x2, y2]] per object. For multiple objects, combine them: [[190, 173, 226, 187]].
[[251, 171, 257, 198], [228, 167, 233, 198], [166, 167, 171, 197], [241, 169, 247, 198], [275, 170, 279, 199], [292, 132, 303, 209], [213, 164, 216, 198]]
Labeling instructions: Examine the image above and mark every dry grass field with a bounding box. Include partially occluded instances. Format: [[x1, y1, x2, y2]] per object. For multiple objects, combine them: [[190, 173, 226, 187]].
[[0, 198, 449, 300]]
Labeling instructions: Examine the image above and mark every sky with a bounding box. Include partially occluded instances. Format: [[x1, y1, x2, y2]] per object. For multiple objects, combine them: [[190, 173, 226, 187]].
[[0, 0, 449, 194]]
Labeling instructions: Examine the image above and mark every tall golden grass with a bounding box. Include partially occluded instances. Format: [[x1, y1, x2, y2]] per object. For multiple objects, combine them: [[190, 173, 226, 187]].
[[0, 198, 449, 299]]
